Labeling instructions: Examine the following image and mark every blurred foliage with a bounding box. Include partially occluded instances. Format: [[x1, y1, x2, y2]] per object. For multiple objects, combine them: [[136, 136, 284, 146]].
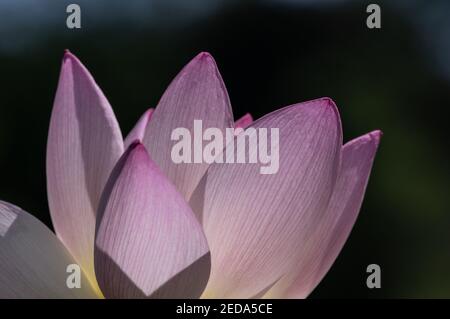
[[0, 0, 449, 298]]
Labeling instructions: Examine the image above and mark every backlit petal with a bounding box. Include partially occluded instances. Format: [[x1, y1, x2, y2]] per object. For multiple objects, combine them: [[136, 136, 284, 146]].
[[142, 52, 234, 201], [265, 131, 382, 298], [95, 143, 210, 298], [196, 98, 342, 298], [0, 201, 98, 298], [124, 108, 154, 149], [46, 51, 124, 288]]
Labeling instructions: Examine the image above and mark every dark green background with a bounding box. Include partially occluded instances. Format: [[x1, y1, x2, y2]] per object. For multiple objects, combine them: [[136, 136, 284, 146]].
[[0, 0, 449, 298]]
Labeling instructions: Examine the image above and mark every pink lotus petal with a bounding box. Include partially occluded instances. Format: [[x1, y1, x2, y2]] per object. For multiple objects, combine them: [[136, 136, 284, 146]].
[[265, 131, 382, 298], [142, 52, 234, 201], [0, 201, 98, 298], [46, 51, 124, 287], [124, 108, 154, 149], [234, 113, 253, 129], [95, 143, 210, 298], [196, 98, 342, 298]]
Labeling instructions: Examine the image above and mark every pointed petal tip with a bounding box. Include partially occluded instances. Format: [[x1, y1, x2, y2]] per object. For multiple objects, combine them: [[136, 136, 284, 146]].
[[318, 96, 340, 118], [234, 113, 254, 129], [306, 97, 342, 142], [125, 142, 161, 174], [123, 108, 154, 149], [369, 130, 383, 147], [371, 129, 383, 138], [145, 107, 154, 119], [61, 51, 90, 75], [269, 97, 341, 124], [127, 140, 143, 151], [189, 52, 217, 68], [61, 51, 86, 74], [347, 130, 383, 149], [290, 97, 340, 123], [175, 52, 219, 80], [242, 113, 253, 122], [196, 51, 214, 61], [320, 97, 342, 142], [142, 107, 154, 125], [124, 141, 149, 162], [62, 49, 77, 63]]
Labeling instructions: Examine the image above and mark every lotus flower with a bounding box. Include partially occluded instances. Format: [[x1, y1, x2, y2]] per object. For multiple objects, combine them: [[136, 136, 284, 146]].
[[0, 51, 381, 298]]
